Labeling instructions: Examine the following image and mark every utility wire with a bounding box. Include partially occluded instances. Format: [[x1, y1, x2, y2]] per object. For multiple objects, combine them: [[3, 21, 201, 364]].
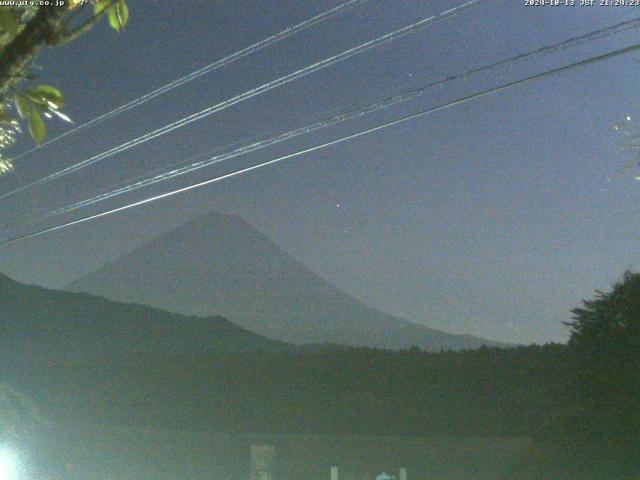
[[0, 0, 489, 202], [3, 42, 639, 246], [9, 0, 369, 164], [30, 16, 640, 221]]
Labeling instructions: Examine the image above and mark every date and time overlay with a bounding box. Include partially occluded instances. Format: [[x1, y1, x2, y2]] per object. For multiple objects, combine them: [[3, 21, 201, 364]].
[[525, 0, 640, 6]]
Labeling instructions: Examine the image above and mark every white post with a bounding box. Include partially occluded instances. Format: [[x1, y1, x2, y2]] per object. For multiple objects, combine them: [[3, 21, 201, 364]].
[[331, 466, 339, 480], [399, 467, 407, 480]]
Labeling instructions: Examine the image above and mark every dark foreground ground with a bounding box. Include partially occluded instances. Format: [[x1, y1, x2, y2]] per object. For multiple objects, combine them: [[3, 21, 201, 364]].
[[22, 424, 532, 480]]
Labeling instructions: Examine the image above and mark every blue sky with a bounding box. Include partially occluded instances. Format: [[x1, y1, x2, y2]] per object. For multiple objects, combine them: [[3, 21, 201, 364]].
[[1, 0, 639, 343]]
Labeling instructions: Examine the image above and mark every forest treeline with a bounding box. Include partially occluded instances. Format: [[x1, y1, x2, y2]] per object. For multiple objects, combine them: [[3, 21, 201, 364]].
[[0, 343, 575, 436], [0, 271, 638, 478], [2, 340, 637, 478]]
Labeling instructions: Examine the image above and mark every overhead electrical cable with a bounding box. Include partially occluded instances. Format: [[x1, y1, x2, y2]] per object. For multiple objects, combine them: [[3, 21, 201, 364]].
[[0, 0, 489, 202], [4, 42, 639, 246], [9, 0, 369, 163], [29, 17, 640, 221]]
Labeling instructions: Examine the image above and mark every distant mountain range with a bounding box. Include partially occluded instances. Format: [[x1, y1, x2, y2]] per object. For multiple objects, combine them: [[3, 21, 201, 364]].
[[0, 269, 566, 437], [66, 212, 504, 351], [0, 273, 287, 364]]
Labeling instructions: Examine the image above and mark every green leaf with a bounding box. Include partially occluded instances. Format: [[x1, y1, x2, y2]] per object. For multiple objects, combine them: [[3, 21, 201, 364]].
[[0, 9, 19, 35], [116, 0, 128, 28], [107, 6, 120, 31], [28, 110, 45, 145], [14, 95, 30, 119], [25, 84, 64, 109], [105, 0, 128, 31], [94, 0, 112, 15], [30, 85, 62, 100]]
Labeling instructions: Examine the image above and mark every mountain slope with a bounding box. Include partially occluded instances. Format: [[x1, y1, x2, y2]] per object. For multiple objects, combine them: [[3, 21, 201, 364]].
[[66, 212, 502, 351], [0, 273, 287, 364]]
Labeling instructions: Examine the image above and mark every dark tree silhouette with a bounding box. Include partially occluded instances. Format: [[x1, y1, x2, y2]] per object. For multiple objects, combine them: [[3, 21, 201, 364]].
[[566, 270, 640, 438]]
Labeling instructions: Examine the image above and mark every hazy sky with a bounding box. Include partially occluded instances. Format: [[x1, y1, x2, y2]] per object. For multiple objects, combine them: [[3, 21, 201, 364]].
[[1, 0, 639, 344]]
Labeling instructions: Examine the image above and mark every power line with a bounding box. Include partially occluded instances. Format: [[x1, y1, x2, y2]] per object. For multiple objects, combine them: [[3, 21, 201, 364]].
[[30, 16, 640, 221], [4, 42, 639, 246], [9, 0, 369, 164], [0, 0, 489, 203]]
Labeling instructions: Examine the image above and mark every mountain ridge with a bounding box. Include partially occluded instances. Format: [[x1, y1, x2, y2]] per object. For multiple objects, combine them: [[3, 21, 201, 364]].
[[66, 211, 505, 351], [0, 272, 289, 364]]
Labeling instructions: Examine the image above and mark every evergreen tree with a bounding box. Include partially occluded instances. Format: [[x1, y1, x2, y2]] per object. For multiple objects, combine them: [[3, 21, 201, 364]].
[[566, 270, 640, 438]]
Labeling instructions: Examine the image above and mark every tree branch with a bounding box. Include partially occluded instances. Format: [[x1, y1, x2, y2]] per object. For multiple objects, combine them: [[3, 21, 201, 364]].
[[51, 7, 110, 47], [0, 6, 67, 100]]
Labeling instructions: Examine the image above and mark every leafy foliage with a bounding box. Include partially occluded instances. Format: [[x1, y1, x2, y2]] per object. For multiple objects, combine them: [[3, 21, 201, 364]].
[[95, 0, 129, 31], [0, 0, 129, 174], [13, 84, 70, 145], [0, 10, 19, 36]]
